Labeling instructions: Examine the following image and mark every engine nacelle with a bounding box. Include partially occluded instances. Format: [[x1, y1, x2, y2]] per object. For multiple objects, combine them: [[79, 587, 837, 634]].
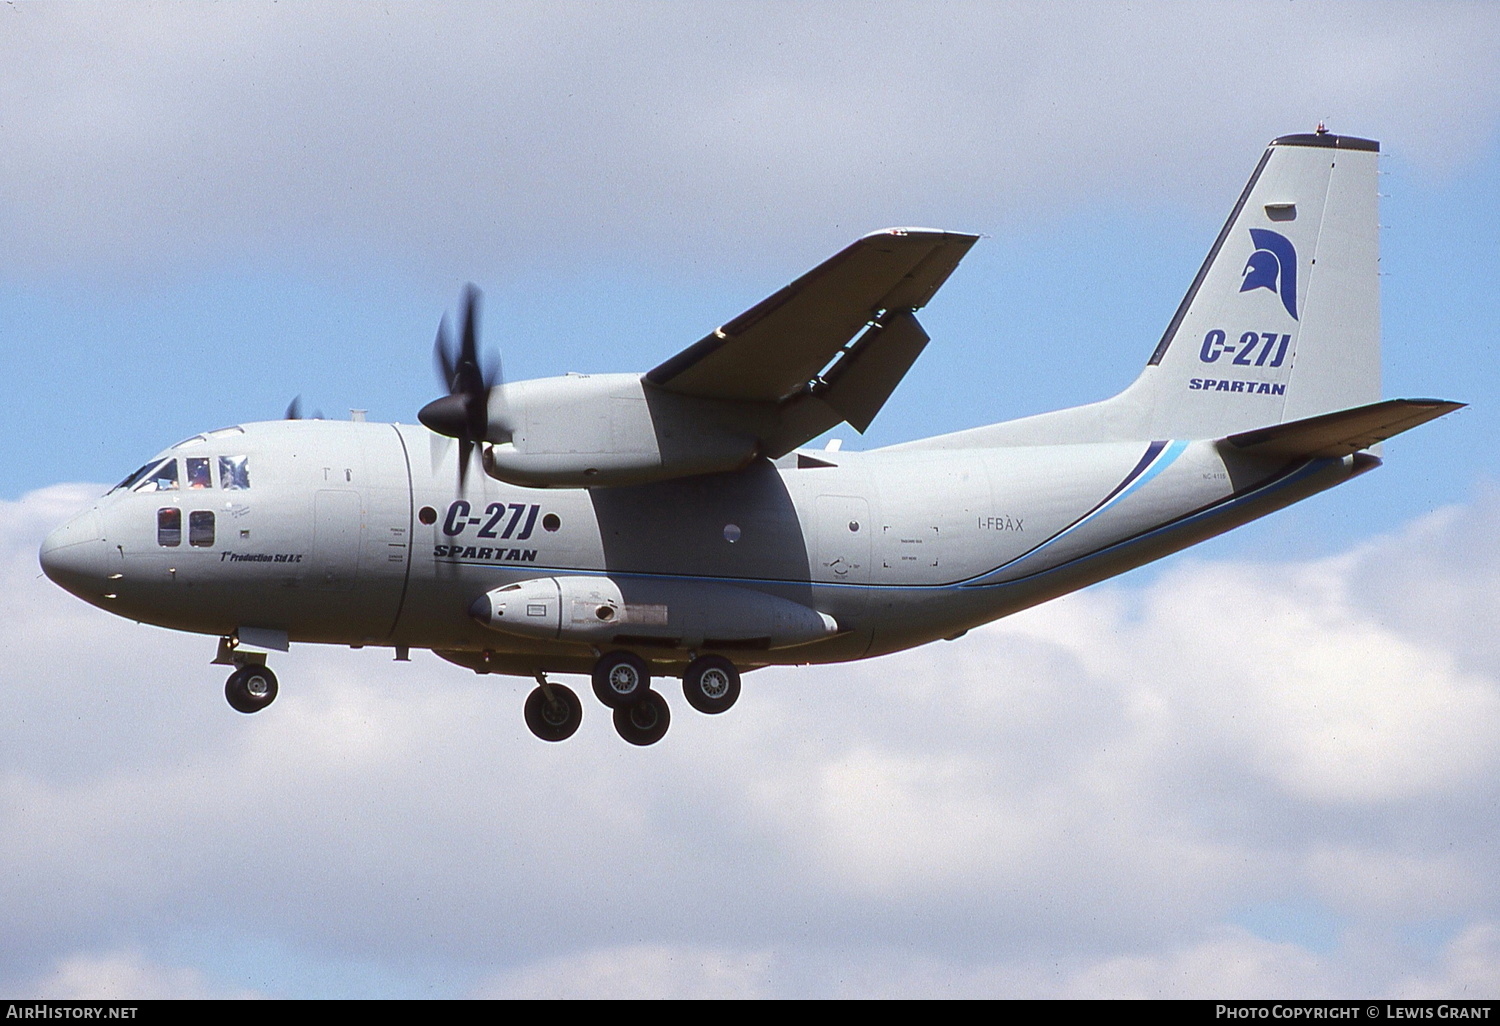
[[471, 575, 839, 650], [479, 373, 764, 488]]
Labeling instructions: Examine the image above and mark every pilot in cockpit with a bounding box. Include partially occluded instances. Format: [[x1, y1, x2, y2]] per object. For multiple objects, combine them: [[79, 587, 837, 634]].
[[186, 457, 212, 489]]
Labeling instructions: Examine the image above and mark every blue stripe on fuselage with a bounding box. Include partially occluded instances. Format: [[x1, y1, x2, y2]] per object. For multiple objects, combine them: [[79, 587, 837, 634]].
[[962, 439, 1189, 585]]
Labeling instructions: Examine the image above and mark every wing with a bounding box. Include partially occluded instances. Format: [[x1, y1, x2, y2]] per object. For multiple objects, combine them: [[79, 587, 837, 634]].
[[647, 228, 978, 406], [457, 228, 980, 489]]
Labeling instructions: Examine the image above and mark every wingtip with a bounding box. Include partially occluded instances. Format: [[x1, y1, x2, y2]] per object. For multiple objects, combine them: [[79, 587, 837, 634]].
[[862, 227, 980, 243]]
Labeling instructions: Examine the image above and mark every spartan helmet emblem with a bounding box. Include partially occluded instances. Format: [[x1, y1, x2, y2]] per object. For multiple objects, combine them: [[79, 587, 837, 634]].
[[1239, 228, 1299, 320]]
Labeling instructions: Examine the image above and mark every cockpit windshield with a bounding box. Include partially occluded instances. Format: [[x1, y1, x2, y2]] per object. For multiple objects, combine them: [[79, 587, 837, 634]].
[[219, 455, 250, 490], [110, 454, 251, 494], [111, 458, 179, 494], [186, 457, 212, 489], [111, 462, 157, 493]]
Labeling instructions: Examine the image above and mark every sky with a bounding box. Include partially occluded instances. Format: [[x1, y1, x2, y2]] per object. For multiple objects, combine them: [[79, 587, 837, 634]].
[[3, 0, 1500, 999]]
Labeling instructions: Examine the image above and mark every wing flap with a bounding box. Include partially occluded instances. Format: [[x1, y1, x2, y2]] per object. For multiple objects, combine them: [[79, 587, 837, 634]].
[[647, 228, 977, 404], [1225, 398, 1464, 458], [819, 309, 931, 433]]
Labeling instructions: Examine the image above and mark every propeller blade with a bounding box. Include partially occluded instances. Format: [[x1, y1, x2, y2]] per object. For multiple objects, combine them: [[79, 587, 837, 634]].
[[433, 315, 456, 393], [483, 349, 503, 394], [459, 284, 480, 391], [420, 284, 501, 494], [458, 438, 474, 491], [285, 397, 325, 421]]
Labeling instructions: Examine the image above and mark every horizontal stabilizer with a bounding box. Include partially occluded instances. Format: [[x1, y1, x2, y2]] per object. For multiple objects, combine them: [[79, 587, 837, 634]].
[[1224, 398, 1464, 459]]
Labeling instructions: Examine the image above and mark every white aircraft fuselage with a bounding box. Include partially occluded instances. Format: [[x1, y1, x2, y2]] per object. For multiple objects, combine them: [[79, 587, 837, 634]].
[[41, 417, 1364, 674], [37, 130, 1461, 744]]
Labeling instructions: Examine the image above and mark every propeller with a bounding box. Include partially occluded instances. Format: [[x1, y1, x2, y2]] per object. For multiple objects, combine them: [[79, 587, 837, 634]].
[[284, 396, 324, 421], [418, 284, 502, 489]]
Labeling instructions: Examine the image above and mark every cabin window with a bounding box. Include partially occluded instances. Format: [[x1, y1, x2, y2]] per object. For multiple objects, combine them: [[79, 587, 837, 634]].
[[189, 510, 215, 547], [219, 455, 250, 490], [134, 459, 179, 493], [157, 508, 181, 547], [186, 457, 212, 489]]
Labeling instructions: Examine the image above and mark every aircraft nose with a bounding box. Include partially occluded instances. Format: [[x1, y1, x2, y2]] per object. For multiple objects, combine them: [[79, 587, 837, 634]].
[[39, 508, 110, 596]]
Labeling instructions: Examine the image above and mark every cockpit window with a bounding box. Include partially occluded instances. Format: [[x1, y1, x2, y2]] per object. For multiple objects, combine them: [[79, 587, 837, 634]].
[[186, 457, 212, 489], [131, 459, 179, 493], [111, 462, 156, 493], [219, 456, 250, 490]]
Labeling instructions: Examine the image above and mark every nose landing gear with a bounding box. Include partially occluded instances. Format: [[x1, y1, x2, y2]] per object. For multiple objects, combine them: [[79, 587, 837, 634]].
[[215, 631, 285, 715], [225, 664, 279, 714]]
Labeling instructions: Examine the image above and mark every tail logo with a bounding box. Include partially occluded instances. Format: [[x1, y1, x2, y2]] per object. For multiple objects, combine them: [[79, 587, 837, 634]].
[[1239, 228, 1298, 320]]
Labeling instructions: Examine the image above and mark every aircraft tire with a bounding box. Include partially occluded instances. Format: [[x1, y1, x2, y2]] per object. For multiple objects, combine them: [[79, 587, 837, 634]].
[[225, 665, 278, 714], [524, 683, 583, 742], [682, 655, 740, 715], [612, 689, 670, 746], [591, 650, 650, 709]]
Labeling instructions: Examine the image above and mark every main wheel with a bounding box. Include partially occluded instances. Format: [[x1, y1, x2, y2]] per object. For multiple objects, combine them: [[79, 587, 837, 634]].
[[612, 689, 670, 746], [592, 650, 650, 708], [524, 683, 582, 742], [225, 665, 278, 714], [682, 655, 740, 715]]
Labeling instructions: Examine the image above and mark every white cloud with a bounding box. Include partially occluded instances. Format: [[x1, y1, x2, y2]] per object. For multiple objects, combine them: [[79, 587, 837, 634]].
[[1115, 558, 1500, 806], [2, 2, 1497, 278], [3, 484, 1499, 996], [1048, 928, 1341, 999], [10, 950, 261, 1000], [1392, 923, 1500, 999], [473, 944, 774, 999]]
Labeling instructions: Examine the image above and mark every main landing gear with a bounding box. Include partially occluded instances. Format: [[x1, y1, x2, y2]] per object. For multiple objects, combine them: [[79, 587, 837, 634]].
[[225, 664, 278, 714], [523, 674, 583, 742], [682, 655, 740, 715], [592, 649, 668, 746], [591, 650, 650, 708], [613, 689, 670, 746], [520, 651, 743, 745]]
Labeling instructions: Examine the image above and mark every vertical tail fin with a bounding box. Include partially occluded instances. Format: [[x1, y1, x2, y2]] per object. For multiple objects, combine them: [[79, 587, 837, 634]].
[[885, 132, 1385, 453], [1126, 131, 1381, 438]]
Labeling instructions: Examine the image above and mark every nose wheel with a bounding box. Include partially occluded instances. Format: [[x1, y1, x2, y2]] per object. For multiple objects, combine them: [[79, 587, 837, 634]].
[[225, 664, 279, 714]]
